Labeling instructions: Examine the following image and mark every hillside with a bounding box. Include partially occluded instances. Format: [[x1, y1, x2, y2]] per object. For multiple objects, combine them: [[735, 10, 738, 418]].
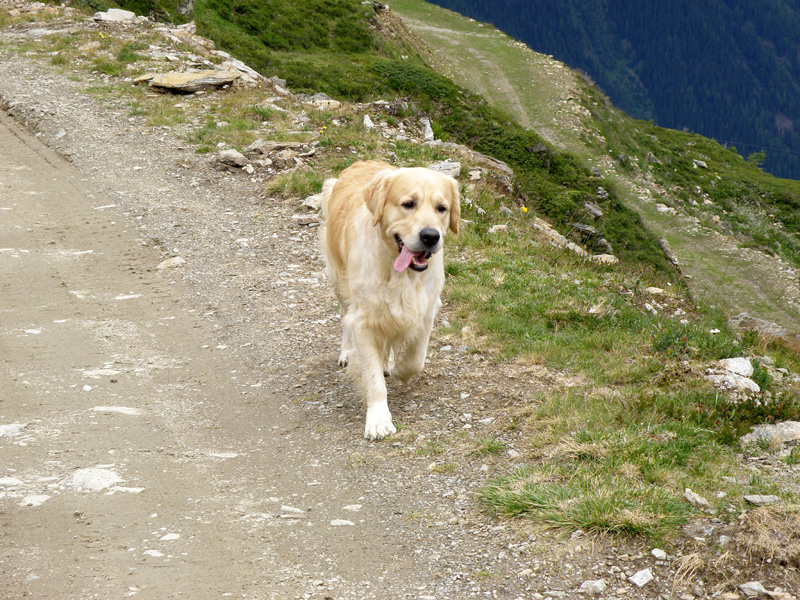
[[390, 0, 800, 340], [2, 0, 800, 598], [426, 0, 800, 181]]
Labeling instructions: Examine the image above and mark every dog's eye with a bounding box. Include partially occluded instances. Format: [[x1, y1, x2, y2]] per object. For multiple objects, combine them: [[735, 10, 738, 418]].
[[436, 205, 448, 214], [402, 200, 416, 209]]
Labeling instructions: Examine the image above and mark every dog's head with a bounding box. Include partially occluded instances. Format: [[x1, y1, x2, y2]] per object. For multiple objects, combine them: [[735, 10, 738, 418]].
[[366, 167, 460, 273]]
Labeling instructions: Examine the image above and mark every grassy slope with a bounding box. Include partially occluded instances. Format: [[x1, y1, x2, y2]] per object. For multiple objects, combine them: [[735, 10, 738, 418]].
[[390, 0, 800, 334], [32, 0, 800, 542]]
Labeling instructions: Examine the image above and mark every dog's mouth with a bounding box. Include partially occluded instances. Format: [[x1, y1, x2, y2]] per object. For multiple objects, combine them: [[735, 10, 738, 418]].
[[394, 235, 431, 273]]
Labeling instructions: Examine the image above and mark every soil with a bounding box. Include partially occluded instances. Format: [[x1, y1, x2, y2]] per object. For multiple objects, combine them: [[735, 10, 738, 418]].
[[0, 7, 798, 600]]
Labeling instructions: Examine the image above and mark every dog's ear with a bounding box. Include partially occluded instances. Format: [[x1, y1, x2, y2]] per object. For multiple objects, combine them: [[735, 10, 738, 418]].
[[365, 170, 394, 227], [447, 177, 461, 234]]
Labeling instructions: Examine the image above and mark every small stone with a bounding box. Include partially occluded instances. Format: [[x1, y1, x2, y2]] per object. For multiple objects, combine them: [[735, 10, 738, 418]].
[[684, 488, 710, 508], [507, 449, 520, 458], [738, 582, 767, 598], [217, 149, 249, 167], [330, 519, 355, 526], [302, 194, 322, 211], [159, 533, 180, 541], [63, 468, 122, 492], [0, 476, 24, 487], [363, 115, 374, 129], [743, 494, 780, 506], [157, 256, 185, 270], [651, 548, 667, 560], [629, 568, 653, 587], [20, 495, 51, 507], [421, 118, 435, 142], [143, 549, 164, 558], [488, 225, 508, 234], [580, 579, 607, 594], [280, 505, 305, 514]]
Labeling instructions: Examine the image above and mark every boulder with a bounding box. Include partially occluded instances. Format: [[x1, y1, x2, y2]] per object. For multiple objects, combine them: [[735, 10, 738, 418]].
[[741, 421, 800, 446], [428, 160, 461, 178], [149, 70, 241, 93], [93, 8, 137, 22]]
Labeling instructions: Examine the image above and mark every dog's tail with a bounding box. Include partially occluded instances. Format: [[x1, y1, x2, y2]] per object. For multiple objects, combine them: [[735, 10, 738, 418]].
[[320, 177, 337, 219]]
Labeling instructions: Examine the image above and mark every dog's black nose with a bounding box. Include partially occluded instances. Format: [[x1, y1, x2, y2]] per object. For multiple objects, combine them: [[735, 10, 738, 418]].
[[419, 228, 440, 248]]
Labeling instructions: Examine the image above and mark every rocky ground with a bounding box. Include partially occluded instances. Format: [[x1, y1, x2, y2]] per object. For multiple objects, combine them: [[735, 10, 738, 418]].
[[1, 3, 799, 600]]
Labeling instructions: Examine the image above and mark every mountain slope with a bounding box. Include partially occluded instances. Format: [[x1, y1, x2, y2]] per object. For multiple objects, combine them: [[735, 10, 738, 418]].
[[390, 0, 800, 337], [425, 0, 800, 180]]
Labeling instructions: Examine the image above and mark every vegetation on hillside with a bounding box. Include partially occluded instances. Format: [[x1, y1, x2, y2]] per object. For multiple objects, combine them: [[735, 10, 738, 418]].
[[427, 0, 800, 180]]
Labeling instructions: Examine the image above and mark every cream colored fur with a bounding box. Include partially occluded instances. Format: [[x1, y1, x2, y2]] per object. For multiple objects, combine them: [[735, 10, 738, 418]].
[[320, 160, 460, 440]]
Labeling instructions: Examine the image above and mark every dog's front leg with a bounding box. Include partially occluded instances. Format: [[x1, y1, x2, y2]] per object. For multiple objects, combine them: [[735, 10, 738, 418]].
[[392, 309, 436, 382], [353, 326, 396, 440]]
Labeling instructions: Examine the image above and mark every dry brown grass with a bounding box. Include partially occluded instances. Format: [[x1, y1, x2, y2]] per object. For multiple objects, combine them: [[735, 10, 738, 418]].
[[736, 504, 800, 566]]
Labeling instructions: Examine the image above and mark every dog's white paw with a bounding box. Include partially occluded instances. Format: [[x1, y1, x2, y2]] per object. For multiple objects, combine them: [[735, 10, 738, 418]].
[[364, 407, 396, 441], [337, 350, 349, 368]]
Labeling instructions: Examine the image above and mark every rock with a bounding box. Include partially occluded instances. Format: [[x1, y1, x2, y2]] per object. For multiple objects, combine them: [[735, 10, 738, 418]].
[[157, 256, 185, 270], [302, 194, 323, 211], [583, 201, 603, 220], [0, 476, 24, 487], [20, 494, 51, 507], [741, 421, 800, 446], [719, 357, 754, 378], [590, 253, 618, 265], [363, 114, 375, 129], [132, 73, 155, 85], [693, 159, 709, 169], [298, 93, 340, 110], [571, 222, 598, 239], [629, 568, 654, 587], [739, 582, 768, 598], [684, 488, 711, 509], [488, 225, 508, 234], [292, 213, 320, 226], [645, 287, 664, 295], [149, 70, 241, 93], [743, 494, 780, 506], [159, 533, 180, 541], [0, 423, 27, 437], [330, 519, 355, 526], [212, 50, 261, 80], [62, 468, 123, 492], [93, 8, 137, 22], [428, 160, 461, 178], [421, 118, 435, 141], [705, 372, 760, 395], [217, 149, 249, 167], [580, 579, 607, 594], [651, 548, 667, 560]]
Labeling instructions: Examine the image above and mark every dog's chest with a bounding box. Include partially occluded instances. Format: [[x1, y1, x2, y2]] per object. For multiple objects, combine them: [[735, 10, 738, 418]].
[[357, 270, 443, 334]]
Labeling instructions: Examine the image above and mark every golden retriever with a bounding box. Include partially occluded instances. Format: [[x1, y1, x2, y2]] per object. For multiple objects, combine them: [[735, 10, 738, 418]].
[[320, 160, 460, 440]]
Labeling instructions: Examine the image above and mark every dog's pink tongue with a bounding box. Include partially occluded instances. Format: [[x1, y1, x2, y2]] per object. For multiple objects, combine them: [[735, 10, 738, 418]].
[[393, 245, 415, 273]]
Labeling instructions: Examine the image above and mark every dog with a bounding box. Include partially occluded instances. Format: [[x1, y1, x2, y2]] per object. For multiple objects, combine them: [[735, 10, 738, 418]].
[[320, 160, 460, 440]]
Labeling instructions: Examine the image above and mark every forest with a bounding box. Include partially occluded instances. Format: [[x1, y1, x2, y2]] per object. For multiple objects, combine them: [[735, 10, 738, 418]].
[[428, 0, 800, 180]]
